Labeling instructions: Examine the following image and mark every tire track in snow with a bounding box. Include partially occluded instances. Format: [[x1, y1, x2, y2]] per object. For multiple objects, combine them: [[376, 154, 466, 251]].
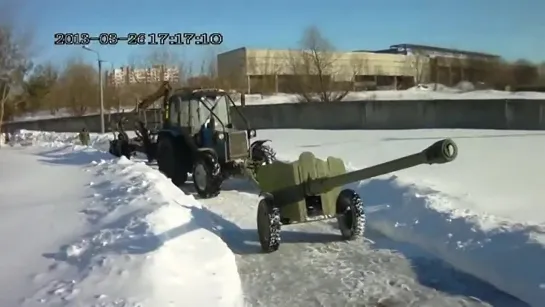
[[177, 178, 527, 307]]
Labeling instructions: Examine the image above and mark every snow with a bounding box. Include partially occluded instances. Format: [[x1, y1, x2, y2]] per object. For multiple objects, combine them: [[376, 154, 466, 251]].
[[9, 83, 545, 122], [0, 132, 243, 306], [258, 129, 545, 307], [242, 83, 545, 105], [4, 127, 545, 306]]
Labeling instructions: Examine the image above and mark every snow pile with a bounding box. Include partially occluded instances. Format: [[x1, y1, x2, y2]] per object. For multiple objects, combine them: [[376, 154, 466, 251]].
[[408, 82, 476, 92], [3, 131, 243, 306], [259, 129, 545, 306], [359, 177, 545, 307]]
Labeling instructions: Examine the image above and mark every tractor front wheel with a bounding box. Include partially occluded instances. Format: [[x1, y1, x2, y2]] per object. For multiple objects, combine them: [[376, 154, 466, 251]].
[[257, 197, 281, 253], [336, 189, 365, 240], [157, 137, 188, 186], [192, 152, 222, 198]]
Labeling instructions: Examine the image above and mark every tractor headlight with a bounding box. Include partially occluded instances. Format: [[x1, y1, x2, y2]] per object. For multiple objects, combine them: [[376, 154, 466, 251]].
[[248, 129, 256, 138], [217, 132, 225, 140]]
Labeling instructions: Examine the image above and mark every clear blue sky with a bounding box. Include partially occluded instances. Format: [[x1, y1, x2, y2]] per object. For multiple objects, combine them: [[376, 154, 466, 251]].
[[17, 0, 545, 70]]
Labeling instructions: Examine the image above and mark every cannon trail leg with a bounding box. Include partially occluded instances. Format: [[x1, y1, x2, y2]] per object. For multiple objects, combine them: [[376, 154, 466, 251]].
[[257, 197, 281, 253], [336, 189, 365, 240]]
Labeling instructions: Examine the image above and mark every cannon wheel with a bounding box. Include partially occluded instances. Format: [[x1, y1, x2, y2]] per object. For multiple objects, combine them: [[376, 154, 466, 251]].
[[192, 152, 222, 198], [336, 189, 365, 240], [257, 197, 281, 253]]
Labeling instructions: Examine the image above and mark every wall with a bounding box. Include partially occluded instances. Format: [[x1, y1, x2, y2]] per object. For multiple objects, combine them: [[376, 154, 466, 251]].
[[230, 99, 545, 130], [2, 109, 161, 133], [4, 100, 545, 133]]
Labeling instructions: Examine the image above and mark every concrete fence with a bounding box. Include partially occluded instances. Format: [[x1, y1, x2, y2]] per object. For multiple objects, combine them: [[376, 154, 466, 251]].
[[230, 99, 545, 130], [1, 109, 162, 133], [3, 99, 545, 133]]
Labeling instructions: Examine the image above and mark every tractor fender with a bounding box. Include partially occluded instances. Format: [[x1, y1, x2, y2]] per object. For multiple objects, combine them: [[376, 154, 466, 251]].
[[258, 191, 274, 200], [197, 148, 218, 160], [156, 130, 185, 148]]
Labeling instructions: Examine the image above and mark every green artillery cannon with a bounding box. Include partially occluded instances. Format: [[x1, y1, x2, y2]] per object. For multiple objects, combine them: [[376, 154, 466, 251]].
[[254, 138, 458, 253]]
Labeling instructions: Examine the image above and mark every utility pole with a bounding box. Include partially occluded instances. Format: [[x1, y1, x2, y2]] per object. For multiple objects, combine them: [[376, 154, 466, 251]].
[[82, 45, 106, 134]]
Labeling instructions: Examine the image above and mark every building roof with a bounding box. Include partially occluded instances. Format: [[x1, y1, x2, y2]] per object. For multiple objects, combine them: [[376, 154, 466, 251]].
[[171, 88, 228, 100], [390, 43, 500, 59]]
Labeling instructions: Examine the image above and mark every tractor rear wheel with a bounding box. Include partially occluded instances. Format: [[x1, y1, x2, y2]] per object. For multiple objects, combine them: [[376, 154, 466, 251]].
[[192, 152, 222, 198], [336, 189, 365, 240], [257, 197, 281, 253], [157, 137, 188, 186]]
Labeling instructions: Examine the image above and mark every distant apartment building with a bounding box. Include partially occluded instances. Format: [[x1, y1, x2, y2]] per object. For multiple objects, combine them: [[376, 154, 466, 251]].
[[106, 65, 180, 86]]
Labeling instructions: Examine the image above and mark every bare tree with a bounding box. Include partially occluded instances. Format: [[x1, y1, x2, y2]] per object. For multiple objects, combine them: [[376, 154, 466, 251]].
[[23, 62, 58, 114], [54, 58, 98, 116], [538, 61, 545, 84], [0, 2, 32, 138], [407, 50, 429, 85], [512, 59, 539, 86], [187, 46, 225, 88], [286, 26, 352, 102]]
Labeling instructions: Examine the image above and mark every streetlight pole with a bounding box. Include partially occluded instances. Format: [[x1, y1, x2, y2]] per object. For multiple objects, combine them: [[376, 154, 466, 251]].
[[82, 45, 105, 134]]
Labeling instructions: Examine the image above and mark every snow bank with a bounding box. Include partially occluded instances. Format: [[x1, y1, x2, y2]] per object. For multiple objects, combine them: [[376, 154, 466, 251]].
[[9, 130, 244, 307], [261, 129, 545, 306], [9, 129, 112, 149], [357, 177, 545, 307]]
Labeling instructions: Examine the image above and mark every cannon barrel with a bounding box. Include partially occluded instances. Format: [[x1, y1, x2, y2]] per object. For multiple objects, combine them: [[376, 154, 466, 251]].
[[307, 138, 458, 194]]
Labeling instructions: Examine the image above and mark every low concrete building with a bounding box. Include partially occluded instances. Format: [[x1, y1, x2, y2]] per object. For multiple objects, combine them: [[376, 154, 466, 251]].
[[375, 44, 501, 86], [217, 48, 419, 93], [217, 45, 500, 93]]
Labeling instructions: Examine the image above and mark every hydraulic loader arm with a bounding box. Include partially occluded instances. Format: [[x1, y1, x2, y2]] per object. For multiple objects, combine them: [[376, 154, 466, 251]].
[[135, 81, 172, 111]]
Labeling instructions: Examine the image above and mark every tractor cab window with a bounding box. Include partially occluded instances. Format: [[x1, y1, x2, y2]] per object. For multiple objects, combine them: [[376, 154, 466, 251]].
[[169, 96, 181, 126], [199, 95, 229, 130]]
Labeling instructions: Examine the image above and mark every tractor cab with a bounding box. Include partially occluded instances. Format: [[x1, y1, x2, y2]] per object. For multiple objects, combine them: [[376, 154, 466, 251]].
[[108, 83, 276, 199], [164, 88, 256, 163]]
